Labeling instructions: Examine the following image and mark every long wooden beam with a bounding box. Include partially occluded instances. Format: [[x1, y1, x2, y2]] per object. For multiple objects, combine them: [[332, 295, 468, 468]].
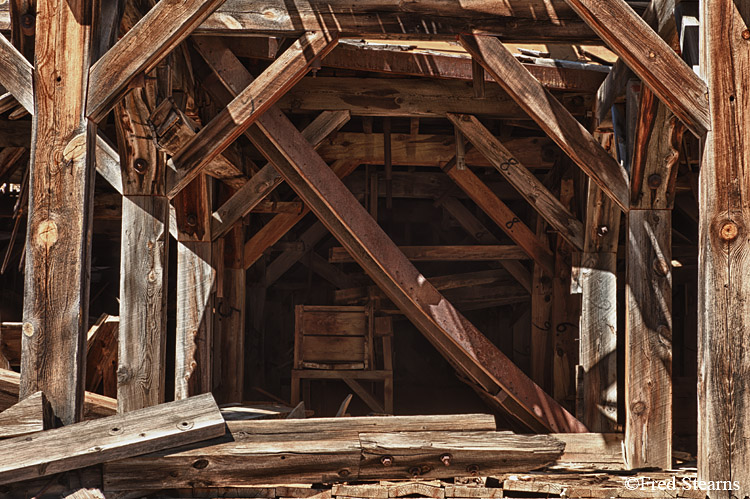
[[87, 0, 226, 122], [460, 35, 630, 212], [225, 38, 608, 93], [279, 77, 593, 119], [20, 0, 95, 425], [167, 31, 338, 198], [563, 0, 708, 136], [698, 0, 750, 491], [444, 162, 556, 274], [211, 110, 350, 240], [0, 33, 32, 113], [330, 245, 529, 263], [449, 114, 585, 252]]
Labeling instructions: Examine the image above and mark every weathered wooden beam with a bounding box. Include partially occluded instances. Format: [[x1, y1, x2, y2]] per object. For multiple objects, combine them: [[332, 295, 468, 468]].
[[698, 0, 750, 491], [167, 31, 338, 198], [563, 0, 708, 136], [444, 162, 556, 274], [319, 132, 556, 170], [0, 391, 52, 439], [174, 174, 214, 400], [226, 38, 608, 93], [21, 0, 96, 425], [279, 77, 593, 120], [191, 0, 597, 42], [87, 0, 227, 122], [114, 86, 169, 414], [252, 104, 585, 432], [0, 33, 32, 113], [0, 393, 225, 485], [104, 427, 562, 489], [265, 221, 329, 287], [436, 196, 533, 292], [579, 136, 620, 433], [329, 245, 529, 263], [211, 110, 351, 240], [626, 210, 672, 469], [460, 35, 630, 212], [242, 160, 360, 270], [449, 114, 585, 251]]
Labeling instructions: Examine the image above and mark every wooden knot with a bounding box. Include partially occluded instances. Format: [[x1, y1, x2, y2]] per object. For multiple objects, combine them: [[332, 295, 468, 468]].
[[720, 222, 739, 241], [742, 29, 750, 40], [133, 158, 149, 174], [652, 258, 669, 277], [22, 322, 34, 338], [35, 220, 58, 249], [631, 401, 646, 415], [647, 174, 662, 189]]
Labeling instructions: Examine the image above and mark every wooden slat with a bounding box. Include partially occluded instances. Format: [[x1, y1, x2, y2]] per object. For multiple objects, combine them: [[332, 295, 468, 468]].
[[0, 33, 32, 113], [329, 245, 529, 263], [265, 221, 329, 286], [552, 432, 624, 467], [279, 77, 593, 120], [85, 315, 119, 398], [0, 393, 225, 485], [253, 101, 585, 433], [0, 391, 52, 439], [697, 0, 750, 489], [460, 35, 629, 212], [444, 163, 555, 274], [448, 114, 584, 251], [166, 31, 339, 198], [626, 210, 672, 469], [87, 0, 227, 122], [0, 368, 116, 419], [563, 0, 709, 136], [21, 0, 95, 425], [211, 110, 350, 240]]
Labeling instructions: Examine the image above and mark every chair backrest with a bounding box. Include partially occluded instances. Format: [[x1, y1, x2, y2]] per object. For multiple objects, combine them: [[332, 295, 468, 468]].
[[294, 305, 374, 370]]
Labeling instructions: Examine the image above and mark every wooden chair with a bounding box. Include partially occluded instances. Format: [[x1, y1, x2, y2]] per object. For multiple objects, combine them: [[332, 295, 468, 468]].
[[291, 304, 393, 414]]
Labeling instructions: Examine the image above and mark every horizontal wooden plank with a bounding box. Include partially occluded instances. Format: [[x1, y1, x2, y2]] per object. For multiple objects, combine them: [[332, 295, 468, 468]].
[[0, 393, 225, 485], [301, 336, 365, 364], [301, 310, 366, 336], [329, 246, 529, 263], [0, 391, 52, 439]]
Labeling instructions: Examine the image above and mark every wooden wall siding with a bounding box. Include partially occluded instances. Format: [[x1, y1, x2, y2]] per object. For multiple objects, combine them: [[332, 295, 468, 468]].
[[699, 0, 750, 494], [20, 0, 95, 425]]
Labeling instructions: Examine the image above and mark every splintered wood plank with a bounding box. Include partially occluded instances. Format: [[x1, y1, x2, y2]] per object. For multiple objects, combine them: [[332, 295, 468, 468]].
[[0, 391, 52, 439], [167, 31, 339, 198], [0, 33, 33, 113], [0, 393, 225, 485], [626, 210, 672, 469], [0, 368, 116, 419], [698, 0, 750, 490], [448, 114, 584, 251], [460, 35, 629, 212], [118, 195, 169, 413], [329, 246, 528, 263], [21, 0, 95, 425], [87, 0, 227, 121], [444, 163, 555, 274], [563, 0, 709, 136], [253, 109, 584, 433], [358, 431, 564, 480], [211, 110, 350, 240], [552, 432, 624, 467]]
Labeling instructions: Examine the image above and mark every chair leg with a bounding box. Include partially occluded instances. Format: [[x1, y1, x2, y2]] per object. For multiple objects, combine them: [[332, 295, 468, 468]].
[[291, 372, 301, 405]]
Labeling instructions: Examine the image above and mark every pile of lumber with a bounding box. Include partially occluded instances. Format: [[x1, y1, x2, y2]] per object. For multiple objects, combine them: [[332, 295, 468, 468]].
[[0, 395, 577, 497]]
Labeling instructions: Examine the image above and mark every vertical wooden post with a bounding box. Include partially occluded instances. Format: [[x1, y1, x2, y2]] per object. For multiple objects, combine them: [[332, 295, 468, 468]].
[[20, 0, 94, 424], [579, 132, 620, 432], [530, 219, 553, 391], [699, 0, 750, 493], [174, 175, 214, 400], [213, 186, 245, 404], [115, 86, 169, 413], [625, 90, 684, 468]]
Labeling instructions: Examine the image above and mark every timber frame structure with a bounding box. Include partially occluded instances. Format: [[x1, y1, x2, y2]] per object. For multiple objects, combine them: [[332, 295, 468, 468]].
[[0, 0, 746, 497]]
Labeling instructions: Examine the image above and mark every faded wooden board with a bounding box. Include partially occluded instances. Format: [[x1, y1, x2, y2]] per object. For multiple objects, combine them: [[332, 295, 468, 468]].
[[85, 315, 119, 398], [21, 0, 95, 425], [0, 33, 32, 113], [329, 246, 528, 263], [0, 393, 224, 485], [0, 391, 52, 438], [698, 0, 750, 492]]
